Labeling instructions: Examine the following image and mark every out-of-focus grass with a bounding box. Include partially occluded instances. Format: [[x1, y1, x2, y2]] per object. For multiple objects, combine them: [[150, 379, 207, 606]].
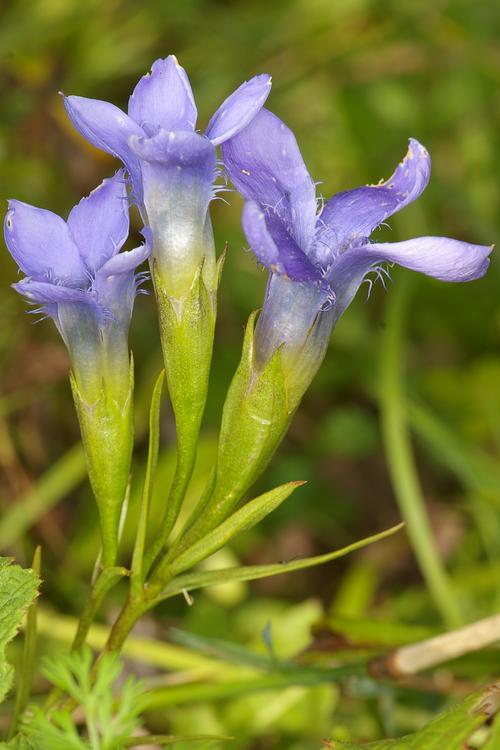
[[1, 0, 500, 746]]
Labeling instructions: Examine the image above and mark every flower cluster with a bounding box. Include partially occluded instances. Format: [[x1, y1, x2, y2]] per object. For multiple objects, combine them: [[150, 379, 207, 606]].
[[3, 55, 493, 562]]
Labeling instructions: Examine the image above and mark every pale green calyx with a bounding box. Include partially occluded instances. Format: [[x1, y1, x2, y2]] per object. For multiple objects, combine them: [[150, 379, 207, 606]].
[[70, 356, 134, 568]]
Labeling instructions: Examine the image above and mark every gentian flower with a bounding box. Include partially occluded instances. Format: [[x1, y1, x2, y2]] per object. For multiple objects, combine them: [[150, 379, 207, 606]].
[[63, 56, 272, 297], [4, 170, 148, 401], [222, 108, 493, 403], [4, 171, 148, 566], [63, 58, 272, 544], [179, 109, 493, 538]]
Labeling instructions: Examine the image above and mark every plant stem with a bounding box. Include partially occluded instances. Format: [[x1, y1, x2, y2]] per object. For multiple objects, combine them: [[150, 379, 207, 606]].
[[72, 566, 129, 651], [379, 273, 462, 628], [104, 591, 151, 652]]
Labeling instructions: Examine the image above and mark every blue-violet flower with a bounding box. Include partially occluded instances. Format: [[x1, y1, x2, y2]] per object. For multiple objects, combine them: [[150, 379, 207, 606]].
[[4, 170, 148, 402], [222, 108, 493, 402], [63, 56, 272, 297]]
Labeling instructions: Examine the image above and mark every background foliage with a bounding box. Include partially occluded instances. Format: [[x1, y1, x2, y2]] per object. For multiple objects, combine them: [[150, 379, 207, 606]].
[[1, 0, 499, 747]]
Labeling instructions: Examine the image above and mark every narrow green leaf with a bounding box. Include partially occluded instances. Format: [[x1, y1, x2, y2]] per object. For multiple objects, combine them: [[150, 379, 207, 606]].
[[327, 682, 500, 749], [161, 480, 305, 579], [131, 370, 165, 592], [168, 627, 285, 670], [9, 547, 41, 737], [0, 557, 40, 705], [155, 523, 404, 602]]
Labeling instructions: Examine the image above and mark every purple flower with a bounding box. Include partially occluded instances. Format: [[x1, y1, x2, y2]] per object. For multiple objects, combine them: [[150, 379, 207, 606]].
[[222, 109, 493, 376], [4, 170, 148, 400], [63, 56, 272, 296]]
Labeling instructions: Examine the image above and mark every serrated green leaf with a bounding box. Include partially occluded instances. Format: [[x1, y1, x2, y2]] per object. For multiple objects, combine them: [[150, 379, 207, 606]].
[[9, 547, 41, 737], [163, 480, 306, 579], [328, 682, 500, 749], [154, 523, 403, 603], [0, 557, 40, 705]]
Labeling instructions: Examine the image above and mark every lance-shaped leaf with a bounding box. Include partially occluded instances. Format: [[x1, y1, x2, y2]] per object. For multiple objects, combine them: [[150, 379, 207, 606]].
[[154, 480, 305, 583], [153, 523, 404, 603], [0, 558, 40, 705]]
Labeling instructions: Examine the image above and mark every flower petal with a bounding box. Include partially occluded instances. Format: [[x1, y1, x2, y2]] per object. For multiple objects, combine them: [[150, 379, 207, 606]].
[[13, 278, 91, 305], [320, 139, 431, 252], [206, 74, 272, 146], [67, 170, 129, 273], [242, 200, 323, 283], [222, 108, 316, 251], [63, 95, 145, 201], [369, 236, 493, 281], [97, 241, 150, 278], [128, 56, 197, 136], [328, 236, 493, 323], [4, 200, 87, 284]]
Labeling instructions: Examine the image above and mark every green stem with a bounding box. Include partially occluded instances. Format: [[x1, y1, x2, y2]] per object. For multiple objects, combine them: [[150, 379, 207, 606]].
[[72, 566, 129, 651], [131, 371, 165, 593], [379, 273, 462, 628], [104, 591, 151, 653]]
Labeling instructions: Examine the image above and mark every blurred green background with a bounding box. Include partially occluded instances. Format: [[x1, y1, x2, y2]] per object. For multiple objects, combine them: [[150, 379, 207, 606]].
[[1, 0, 500, 746]]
